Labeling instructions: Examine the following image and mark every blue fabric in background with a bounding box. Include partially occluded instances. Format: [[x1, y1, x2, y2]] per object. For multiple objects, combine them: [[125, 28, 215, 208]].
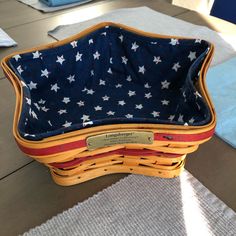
[[210, 0, 236, 24], [206, 57, 236, 148], [39, 0, 86, 7]]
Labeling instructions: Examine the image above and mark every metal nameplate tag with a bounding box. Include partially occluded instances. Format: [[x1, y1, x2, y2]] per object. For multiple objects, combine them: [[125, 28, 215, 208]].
[[86, 131, 154, 150]]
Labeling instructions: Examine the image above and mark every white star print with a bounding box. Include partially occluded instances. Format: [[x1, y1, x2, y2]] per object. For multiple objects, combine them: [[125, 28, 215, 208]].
[[101, 32, 107, 36], [25, 98, 31, 105], [178, 114, 184, 122], [151, 42, 158, 45], [77, 101, 85, 107], [195, 39, 202, 43], [29, 109, 38, 120], [62, 97, 70, 104], [118, 100, 126, 106], [17, 65, 23, 74], [145, 93, 152, 99], [119, 35, 124, 42], [126, 75, 132, 82], [82, 87, 88, 92], [32, 51, 42, 59], [168, 115, 175, 121], [188, 51, 196, 61], [24, 133, 36, 137], [107, 111, 115, 116], [161, 80, 170, 89], [76, 52, 83, 61], [131, 42, 139, 51], [139, 66, 146, 74], [48, 120, 52, 126], [90, 70, 94, 76], [38, 99, 45, 104], [126, 114, 133, 118], [144, 83, 151, 89], [70, 41, 77, 48], [83, 121, 93, 127], [184, 123, 189, 126], [28, 81, 37, 90], [122, 56, 128, 64], [67, 75, 75, 83], [115, 84, 122, 88], [172, 62, 181, 72], [94, 106, 102, 111], [41, 69, 49, 78], [135, 104, 143, 109], [87, 89, 95, 95], [56, 55, 65, 65], [41, 106, 49, 112], [58, 109, 67, 115], [99, 80, 105, 85], [31, 111, 38, 120], [189, 118, 195, 124], [197, 103, 201, 110], [128, 90, 136, 97], [81, 115, 90, 122], [34, 103, 40, 110], [151, 111, 160, 117], [102, 95, 110, 101], [12, 31, 209, 135], [107, 68, 112, 74], [169, 38, 179, 46], [13, 55, 21, 61], [161, 100, 170, 105], [194, 91, 202, 98], [153, 56, 162, 64], [89, 39, 93, 44], [51, 83, 60, 92], [63, 121, 72, 128], [93, 51, 100, 60]]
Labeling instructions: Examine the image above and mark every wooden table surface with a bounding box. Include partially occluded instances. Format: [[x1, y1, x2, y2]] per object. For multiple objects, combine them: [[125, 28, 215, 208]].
[[0, 1, 236, 235]]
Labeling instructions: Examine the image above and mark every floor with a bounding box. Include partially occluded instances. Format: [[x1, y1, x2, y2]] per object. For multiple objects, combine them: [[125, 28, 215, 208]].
[[0, 0, 236, 235]]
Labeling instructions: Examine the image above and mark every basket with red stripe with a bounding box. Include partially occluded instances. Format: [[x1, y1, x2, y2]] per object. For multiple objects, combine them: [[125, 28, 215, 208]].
[[1, 22, 215, 186]]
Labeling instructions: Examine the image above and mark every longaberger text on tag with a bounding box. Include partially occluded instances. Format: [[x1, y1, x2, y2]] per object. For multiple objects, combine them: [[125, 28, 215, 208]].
[[86, 131, 154, 150]]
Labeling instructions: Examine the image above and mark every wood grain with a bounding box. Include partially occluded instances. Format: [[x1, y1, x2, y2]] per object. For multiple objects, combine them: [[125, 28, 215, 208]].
[[0, 79, 32, 179]]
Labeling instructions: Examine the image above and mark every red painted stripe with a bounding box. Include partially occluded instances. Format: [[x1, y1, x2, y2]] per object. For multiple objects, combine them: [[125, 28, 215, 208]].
[[18, 139, 87, 156], [154, 128, 215, 142], [50, 148, 182, 168], [18, 128, 215, 157]]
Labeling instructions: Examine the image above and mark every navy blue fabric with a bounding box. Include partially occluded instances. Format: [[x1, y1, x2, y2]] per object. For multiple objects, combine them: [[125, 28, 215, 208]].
[[8, 25, 212, 140], [210, 0, 236, 24]]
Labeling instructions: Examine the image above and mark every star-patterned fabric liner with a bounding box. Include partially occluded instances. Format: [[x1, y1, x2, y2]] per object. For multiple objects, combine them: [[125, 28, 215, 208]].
[[8, 25, 211, 140]]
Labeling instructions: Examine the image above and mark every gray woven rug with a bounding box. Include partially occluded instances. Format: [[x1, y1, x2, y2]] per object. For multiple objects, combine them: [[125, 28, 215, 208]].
[[23, 170, 236, 236]]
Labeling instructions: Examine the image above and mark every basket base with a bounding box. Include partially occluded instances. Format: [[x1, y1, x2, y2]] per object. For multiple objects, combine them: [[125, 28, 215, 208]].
[[50, 156, 186, 186]]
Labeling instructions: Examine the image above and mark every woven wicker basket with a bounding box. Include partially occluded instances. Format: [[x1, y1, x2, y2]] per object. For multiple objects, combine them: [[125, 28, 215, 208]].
[[1, 22, 215, 186]]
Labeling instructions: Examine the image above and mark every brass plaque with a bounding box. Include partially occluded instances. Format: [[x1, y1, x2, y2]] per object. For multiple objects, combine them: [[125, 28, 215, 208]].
[[87, 131, 154, 150]]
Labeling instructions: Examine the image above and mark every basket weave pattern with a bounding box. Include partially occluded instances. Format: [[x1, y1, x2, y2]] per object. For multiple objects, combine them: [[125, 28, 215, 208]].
[[1, 22, 215, 186]]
